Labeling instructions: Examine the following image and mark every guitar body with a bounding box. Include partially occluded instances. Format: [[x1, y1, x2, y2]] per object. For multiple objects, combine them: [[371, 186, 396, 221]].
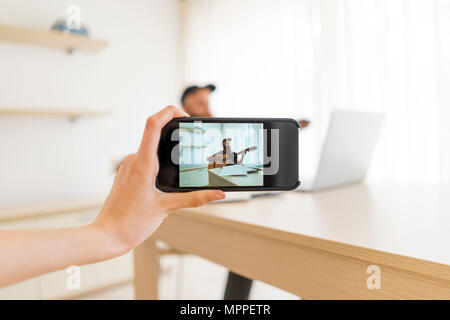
[[208, 153, 233, 169], [207, 146, 257, 169], [208, 162, 227, 169]]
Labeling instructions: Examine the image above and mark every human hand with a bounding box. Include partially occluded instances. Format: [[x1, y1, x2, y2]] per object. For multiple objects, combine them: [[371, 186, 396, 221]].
[[299, 119, 310, 129], [92, 106, 226, 255]]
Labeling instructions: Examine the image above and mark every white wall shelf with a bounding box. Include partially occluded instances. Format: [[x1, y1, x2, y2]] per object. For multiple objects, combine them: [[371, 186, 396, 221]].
[[179, 127, 206, 133], [0, 198, 103, 223], [0, 23, 108, 53], [179, 145, 207, 148], [0, 108, 111, 121]]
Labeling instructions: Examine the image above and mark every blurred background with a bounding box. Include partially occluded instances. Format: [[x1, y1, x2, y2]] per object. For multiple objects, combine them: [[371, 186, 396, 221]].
[[0, 0, 449, 299]]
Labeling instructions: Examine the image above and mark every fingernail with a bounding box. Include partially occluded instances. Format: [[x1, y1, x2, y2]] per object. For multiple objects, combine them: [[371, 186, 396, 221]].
[[215, 190, 226, 199]]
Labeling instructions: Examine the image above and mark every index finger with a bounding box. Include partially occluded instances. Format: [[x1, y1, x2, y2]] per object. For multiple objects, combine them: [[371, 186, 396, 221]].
[[138, 105, 189, 164]]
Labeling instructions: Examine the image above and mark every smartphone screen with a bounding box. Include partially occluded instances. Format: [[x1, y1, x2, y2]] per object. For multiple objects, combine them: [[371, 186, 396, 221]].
[[157, 118, 299, 192]]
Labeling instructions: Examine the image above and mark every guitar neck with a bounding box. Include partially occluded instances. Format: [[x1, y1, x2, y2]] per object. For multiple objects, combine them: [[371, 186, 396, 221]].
[[241, 147, 256, 153]]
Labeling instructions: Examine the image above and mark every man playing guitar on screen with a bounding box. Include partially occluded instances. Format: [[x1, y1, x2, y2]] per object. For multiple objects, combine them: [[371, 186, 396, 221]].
[[207, 138, 257, 169]]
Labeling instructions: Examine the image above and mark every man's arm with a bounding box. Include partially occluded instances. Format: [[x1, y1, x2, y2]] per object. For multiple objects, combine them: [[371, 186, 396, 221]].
[[236, 146, 257, 164], [236, 152, 245, 164]]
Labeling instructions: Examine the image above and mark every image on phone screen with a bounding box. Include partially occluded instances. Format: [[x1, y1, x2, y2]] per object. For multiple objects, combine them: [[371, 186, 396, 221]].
[[179, 122, 264, 187]]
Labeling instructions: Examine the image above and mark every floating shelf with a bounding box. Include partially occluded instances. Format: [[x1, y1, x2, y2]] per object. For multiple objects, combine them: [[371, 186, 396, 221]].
[[0, 23, 108, 53], [0, 108, 111, 121], [179, 127, 206, 133], [179, 145, 207, 148], [0, 199, 103, 223]]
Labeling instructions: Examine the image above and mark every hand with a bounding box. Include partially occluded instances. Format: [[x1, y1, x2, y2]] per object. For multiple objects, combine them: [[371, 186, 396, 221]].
[[0, 105, 226, 288], [92, 106, 226, 254], [299, 119, 310, 129], [239, 146, 257, 155]]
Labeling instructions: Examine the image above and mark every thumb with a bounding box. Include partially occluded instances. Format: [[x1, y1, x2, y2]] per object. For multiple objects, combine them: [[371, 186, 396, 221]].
[[161, 190, 226, 212]]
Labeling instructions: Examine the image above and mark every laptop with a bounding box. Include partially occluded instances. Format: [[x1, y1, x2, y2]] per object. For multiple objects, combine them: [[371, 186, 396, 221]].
[[297, 109, 384, 191]]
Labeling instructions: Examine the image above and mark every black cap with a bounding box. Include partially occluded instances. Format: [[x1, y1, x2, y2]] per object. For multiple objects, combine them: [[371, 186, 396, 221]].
[[181, 84, 216, 104]]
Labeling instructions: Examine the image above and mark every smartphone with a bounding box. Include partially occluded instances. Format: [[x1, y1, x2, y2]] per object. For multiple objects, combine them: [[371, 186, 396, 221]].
[[156, 117, 300, 192]]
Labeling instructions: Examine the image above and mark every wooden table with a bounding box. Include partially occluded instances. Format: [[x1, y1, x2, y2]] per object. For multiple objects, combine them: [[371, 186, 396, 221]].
[[134, 181, 450, 299], [208, 165, 263, 187]]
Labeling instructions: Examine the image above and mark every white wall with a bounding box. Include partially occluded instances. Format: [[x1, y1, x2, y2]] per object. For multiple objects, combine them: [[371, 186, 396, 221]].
[[0, 0, 181, 206], [180, 0, 450, 183]]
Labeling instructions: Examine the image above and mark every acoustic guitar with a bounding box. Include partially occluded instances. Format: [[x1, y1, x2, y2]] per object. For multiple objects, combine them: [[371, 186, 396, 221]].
[[208, 146, 257, 169]]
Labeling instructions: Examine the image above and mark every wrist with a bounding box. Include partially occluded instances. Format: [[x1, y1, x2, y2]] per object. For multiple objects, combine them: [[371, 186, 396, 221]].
[[86, 223, 131, 260]]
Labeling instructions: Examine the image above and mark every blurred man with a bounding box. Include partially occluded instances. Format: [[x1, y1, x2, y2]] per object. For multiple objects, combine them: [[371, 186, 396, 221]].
[[180, 83, 310, 128], [181, 84, 215, 117], [182, 84, 253, 300], [180, 83, 309, 300]]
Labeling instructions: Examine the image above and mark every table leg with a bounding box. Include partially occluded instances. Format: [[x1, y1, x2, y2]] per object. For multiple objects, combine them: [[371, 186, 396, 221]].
[[134, 236, 159, 300]]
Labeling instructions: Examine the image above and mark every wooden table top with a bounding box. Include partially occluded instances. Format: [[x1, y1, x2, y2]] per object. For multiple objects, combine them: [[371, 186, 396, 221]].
[[174, 181, 450, 269]]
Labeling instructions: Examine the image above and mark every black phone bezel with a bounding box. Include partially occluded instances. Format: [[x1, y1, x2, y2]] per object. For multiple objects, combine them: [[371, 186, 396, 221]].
[[156, 117, 300, 192]]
